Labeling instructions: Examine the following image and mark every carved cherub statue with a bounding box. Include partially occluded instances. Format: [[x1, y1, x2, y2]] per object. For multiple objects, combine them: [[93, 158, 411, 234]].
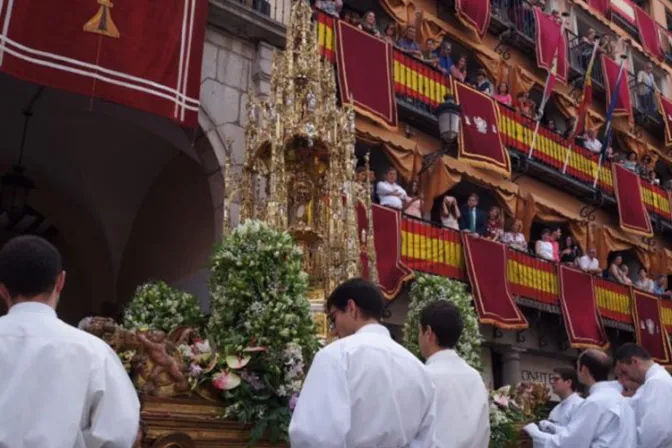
[[78, 317, 138, 352], [132, 329, 189, 397]]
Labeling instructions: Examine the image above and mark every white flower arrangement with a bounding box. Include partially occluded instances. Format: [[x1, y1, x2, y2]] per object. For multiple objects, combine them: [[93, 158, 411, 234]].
[[403, 273, 483, 371], [207, 220, 320, 444], [122, 280, 205, 332]]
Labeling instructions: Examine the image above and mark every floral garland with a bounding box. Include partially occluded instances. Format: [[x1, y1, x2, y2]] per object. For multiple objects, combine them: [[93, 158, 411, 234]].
[[205, 220, 320, 444], [402, 273, 483, 371], [123, 280, 205, 332]]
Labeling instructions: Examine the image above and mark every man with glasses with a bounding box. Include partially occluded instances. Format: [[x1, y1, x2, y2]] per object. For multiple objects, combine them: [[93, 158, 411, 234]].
[[539, 366, 584, 434], [289, 278, 436, 447]]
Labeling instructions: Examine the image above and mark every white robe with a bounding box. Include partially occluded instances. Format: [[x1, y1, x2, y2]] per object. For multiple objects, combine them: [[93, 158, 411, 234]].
[[525, 382, 636, 448], [0, 302, 140, 448], [547, 393, 584, 427], [629, 363, 672, 448], [289, 323, 436, 448], [424, 349, 490, 448]]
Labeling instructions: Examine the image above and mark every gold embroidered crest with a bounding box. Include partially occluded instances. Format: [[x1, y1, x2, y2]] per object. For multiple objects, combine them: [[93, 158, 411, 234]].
[[83, 0, 120, 39]]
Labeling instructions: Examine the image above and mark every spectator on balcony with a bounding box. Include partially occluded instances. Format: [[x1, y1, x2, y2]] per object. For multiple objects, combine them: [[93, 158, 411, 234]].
[[581, 28, 598, 49], [369, 170, 379, 203], [648, 170, 660, 186], [502, 219, 528, 252], [578, 248, 602, 275], [551, 9, 563, 25], [609, 255, 628, 284], [377, 167, 408, 210], [458, 193, 486, 236], [451, 55, 467, 83], [637, 154, 652, 177], [383, 22, 399, 45], [560, 236, 582, 265], [563, 117, 577, 140], [622, 151, 638, 172], [599, 34, 616, 59], [546, 119, 557, 133], [315, 0, 342, 17], [654, 275, 671, 296], [551, 228, 562, 262], [343, 10, 361, 27], [441, 195, 460, 231], [355, 167, 376, 203], [437, 41, 454, 75], [404, 180, 423, 219], [637, 62, 656, 114], [493, 82, 512, 106], [359, 11, 380, 38], [485, 206, 504, 241], [422, 38, 440, 67], [535, 229, 555, 262], [635, 268, 655, 292], [396, 25, 423, 59], [475, 69, 493, 96], [581, 128, 602, 155], [619, 265, 633, 286]]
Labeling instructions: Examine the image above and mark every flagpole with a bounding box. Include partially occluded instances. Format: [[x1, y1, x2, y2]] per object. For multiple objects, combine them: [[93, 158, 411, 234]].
[[562, 40, 599, 174], [592, 55, 627, 188]]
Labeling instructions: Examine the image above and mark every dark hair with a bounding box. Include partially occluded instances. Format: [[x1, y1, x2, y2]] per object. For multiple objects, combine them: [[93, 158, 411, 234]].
[[553, 366, 578, 391], [0, 236, 62, 301], [356, 166, 366, 173], [326, 277, 384, 320], [614, 343, 652, 363], [468, 192, 479, 200], [541, 228, 551, 237], [385, 166, 397, 174], [578, 350, 611, 382], [420, 301, 464, 349]]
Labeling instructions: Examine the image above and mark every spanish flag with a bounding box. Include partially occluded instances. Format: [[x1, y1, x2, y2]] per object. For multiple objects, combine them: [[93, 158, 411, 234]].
[[573, 41, 599, 138]]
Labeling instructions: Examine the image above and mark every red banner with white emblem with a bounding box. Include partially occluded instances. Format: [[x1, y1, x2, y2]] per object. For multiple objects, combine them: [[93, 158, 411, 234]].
[[658, 95, 672, 147], [454, 81, 511, 177], [455, 0, 491, 40], [0, 0, 207, 127], [632, 290, 672, 365]]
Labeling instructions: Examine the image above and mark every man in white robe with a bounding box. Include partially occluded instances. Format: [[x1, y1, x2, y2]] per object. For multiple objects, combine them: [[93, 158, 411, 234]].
[[614, 342, 672, 448], [538, 366, 584, 434], [289, 278, 436, 448], [417, 300, 489, 448], [524, 349, 636, 448], [0, 236, 140, 448]]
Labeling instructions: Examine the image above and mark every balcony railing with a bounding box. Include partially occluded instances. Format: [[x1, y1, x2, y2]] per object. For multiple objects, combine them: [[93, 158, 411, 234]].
[[490, 0, 537, 43], [566, 29, 606, 92], [399, 215, 671, 329]]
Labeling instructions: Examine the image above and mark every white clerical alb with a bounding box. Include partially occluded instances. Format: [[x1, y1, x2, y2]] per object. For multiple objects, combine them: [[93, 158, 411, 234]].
[[289, 324, 436, 448], [548, 392, 584, 427], [424, 349, 490, 448], [629, 363, 672, 448], [0, 302, 140, 448], [526, 382, 636, 448]]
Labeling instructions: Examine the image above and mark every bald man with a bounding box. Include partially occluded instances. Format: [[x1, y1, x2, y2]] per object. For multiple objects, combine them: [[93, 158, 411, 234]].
[[524, 350, 636, 447]]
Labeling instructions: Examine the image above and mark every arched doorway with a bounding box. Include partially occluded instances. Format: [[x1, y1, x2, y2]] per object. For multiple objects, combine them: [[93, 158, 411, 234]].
[[0, 74, 224, 324]]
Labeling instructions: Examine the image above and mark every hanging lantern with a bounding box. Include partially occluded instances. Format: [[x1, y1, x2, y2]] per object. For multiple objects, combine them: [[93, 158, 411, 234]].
[[435, 95, 462, 144]]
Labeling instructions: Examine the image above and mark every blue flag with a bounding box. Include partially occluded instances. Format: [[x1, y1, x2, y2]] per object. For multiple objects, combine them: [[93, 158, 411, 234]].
[[601, 59, 626, 156]]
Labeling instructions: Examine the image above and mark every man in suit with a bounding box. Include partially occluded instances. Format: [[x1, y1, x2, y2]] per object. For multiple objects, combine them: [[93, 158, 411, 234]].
[[458, 192, 486, 236]]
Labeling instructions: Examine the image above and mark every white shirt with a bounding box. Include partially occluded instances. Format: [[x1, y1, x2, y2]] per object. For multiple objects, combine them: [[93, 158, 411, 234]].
[[425, 349, 490, 448], [536, 240, 554, 261], [629, 363, 672, 448], [584, 138, 603, 154], [579, 255, 600, 272], [548, 392, 584, 427], [0, 302, 140, 448], [526, 382, 636, 448], [377, 181, 407, 209], [289, 324, 436, 448]]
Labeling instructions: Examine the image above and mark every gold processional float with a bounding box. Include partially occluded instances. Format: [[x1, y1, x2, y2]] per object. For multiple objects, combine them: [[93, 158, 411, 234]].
[[81, 2, 378, 446]]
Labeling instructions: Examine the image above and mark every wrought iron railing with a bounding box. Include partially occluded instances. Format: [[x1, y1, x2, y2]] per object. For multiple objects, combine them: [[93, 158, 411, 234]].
[[566, 29, 606, 90], [490, 0, 537, 42], [630, 72, 662, 123]]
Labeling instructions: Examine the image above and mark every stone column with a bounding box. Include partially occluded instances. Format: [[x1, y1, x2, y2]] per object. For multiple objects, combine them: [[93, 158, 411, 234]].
[[501, 347, 524, 386]]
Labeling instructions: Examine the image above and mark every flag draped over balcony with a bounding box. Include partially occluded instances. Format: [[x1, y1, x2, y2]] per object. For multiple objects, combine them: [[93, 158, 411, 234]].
[[612, 164, 654, 236], [356, 204, 414, 299], [558, 266, 609, 349], [659, 95, 672, 147], [335, 20, 398, 129], [632, 290, 672, 365], [455, 0, 491, 40], [634, 6, 663, 60], [462, 235, 528, 329], [588, 0, 610, 16], [601, 56, 633, 122], [454, 82, 511, 177], [0, 0, 208, 126], [533, 8, 568, 84]]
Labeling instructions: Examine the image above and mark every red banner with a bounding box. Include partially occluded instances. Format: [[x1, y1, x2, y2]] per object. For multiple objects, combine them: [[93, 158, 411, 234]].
[[610, 0, 636, 24], [455, 0, 491, 40], [602, 56, 633, 121], [635, 6, 663, 60], [335, 20, 397, 129], [632, 290, 672, 365], [0, 0, 207, 127], [658, 95, 672, 147], [533, 8, 568, 84], [588, 0, 610, 16], [559, 266, 609, 349], [613, 164, 653, 236], [357, 204, 414, 299], [462, 235, 528, 329], [454, 82, 511, 177]]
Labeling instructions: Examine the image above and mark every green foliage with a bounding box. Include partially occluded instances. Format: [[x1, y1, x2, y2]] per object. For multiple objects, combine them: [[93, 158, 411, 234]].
[[122, 280, 205, 332], [402, 273, 483, 370]]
